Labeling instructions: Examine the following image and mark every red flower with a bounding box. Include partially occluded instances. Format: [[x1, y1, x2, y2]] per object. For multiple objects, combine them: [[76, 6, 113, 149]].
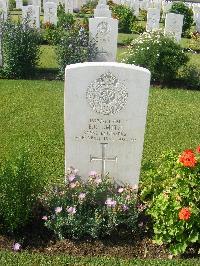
[[196, 145, 200, 153], [179, 149, 197, 167], [178, 207, 191, 221]]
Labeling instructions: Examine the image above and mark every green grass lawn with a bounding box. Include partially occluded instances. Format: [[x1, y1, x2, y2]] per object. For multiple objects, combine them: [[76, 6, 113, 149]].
[[0, 79, 64, 183], [0, 251, 199, 266], [39, 45, 58, 69]]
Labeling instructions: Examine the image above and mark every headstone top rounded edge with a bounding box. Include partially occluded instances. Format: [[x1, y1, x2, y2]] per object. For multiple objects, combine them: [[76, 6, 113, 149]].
[[65, 62, 151, 76]]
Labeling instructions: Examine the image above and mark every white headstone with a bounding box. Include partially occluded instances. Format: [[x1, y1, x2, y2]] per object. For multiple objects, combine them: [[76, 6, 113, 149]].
[[16, 0, 23, 9], [65, 0, 73, 13], [44, 1, 58, 25], [89, 19, 118, 62], [196, 13, 200, 32], [139, 0, 148, 11], [73, 0, 83, 9], [94, 0, 111, 18], [193, 5, 200, 22], [43, 0, 57, 7], [152, 0, 161, 11], [89, 0, 118, 62], [22, 5, 40, 28], [0, 0, 8, 21], [164, 12, 184, 42], [0, 27, 2, 67], [162, 1, 172, 19], [146, 8, 160, 31], [64, 62, 151, 185], [32, 0, 42, 8], [130, 0, 140, 17]]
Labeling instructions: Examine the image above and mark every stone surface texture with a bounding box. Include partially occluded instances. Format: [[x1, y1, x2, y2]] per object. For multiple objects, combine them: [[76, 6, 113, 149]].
[[64, 62, 151, 185], [164, 12, 184, 42]]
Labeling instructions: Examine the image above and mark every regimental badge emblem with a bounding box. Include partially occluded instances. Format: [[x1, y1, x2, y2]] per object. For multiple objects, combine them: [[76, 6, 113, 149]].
[[86, 72, 128, 115]]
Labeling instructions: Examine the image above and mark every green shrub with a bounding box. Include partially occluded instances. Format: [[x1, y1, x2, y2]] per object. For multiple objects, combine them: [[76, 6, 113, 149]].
[[0, 20, 40, 79], [178, 64, 200, 90], [139, 9, 147, 21], [57, 4, 75, 30], [131, 21, 145, 34], [188, 32, 200, 52], [56, 25, 97, 79], [41, 22, 60, 45], [41, 9, 76, 45], [80, 0, 98, 15], [42, 169, 139, 239], [0, 153, 46, 233], [141, 146, 200, 255], [112, 5, 136, 33], [170, 2, 194, 36], [123, 31, 189, 83]]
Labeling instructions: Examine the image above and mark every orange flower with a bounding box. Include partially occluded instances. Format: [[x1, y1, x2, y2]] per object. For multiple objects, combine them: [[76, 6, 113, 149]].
[[178, 207, 191, 221], [196, 145, 200, 153], [179, 149, 197, 167]]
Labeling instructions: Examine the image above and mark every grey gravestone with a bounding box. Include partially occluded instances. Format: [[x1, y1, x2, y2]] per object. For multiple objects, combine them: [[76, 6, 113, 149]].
[[64, 62, 151, 185]]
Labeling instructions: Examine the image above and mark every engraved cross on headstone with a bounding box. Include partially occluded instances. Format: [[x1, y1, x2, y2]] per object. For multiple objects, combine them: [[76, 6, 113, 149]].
[[90, 143, 117, 177]]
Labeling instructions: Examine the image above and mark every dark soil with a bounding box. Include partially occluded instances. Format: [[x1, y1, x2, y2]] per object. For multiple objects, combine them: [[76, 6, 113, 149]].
[[0, 219, 199, 260], [0, 231, 169, 259]]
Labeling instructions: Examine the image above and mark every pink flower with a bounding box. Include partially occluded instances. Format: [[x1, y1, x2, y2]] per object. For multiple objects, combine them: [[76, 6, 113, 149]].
[[105, 198, 117, 207], [67, 206, 76, 214], [70, 182, 76, 188], [42, 216, 48, 221], [122, 204, 129, 211], [55, 207, 62, 214], [89, 170, 97, 176], [137, 204, 146, 211], [94, 177, 102, 185], [132, 184, 138, 190], [126, 195, 131, 200], [13, 243, 21, 251], [68, 174, 75, 182], [78, 193, 86, 200], [118, 187, 124, 193]]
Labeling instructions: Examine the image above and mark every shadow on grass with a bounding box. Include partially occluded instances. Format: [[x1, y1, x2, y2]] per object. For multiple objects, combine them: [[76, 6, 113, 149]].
[[35, 68, 60, 81]]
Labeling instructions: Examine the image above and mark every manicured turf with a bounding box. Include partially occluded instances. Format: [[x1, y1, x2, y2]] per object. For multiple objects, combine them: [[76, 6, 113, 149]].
[[0, 79, 64, 183], [0, 79, 200, 183], [142, 87, 200, 165], [39, 45, 58, 69], [0, 251, 199, 266]]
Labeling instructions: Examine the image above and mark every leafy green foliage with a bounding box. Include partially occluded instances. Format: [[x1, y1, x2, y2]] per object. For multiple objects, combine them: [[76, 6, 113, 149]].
[[139, 9, 147, 21], [43, 170, 139, 239], [131, 22, 145, 34], [123, 31, 189, 83], [41, 22, 60, 45], [188, 32, 200, 52], [0, 153, 46, 233], [112, 5, 136, 33], [41, 9, 76, 45], [56, 24, 97, 79], [80, 0, 98, 15], [178, 64, 200, 90], [141, 147, 200, 255], [0, 20, 40, 79], [57, 4, 76, 29], [170, 2, 194, 36]]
